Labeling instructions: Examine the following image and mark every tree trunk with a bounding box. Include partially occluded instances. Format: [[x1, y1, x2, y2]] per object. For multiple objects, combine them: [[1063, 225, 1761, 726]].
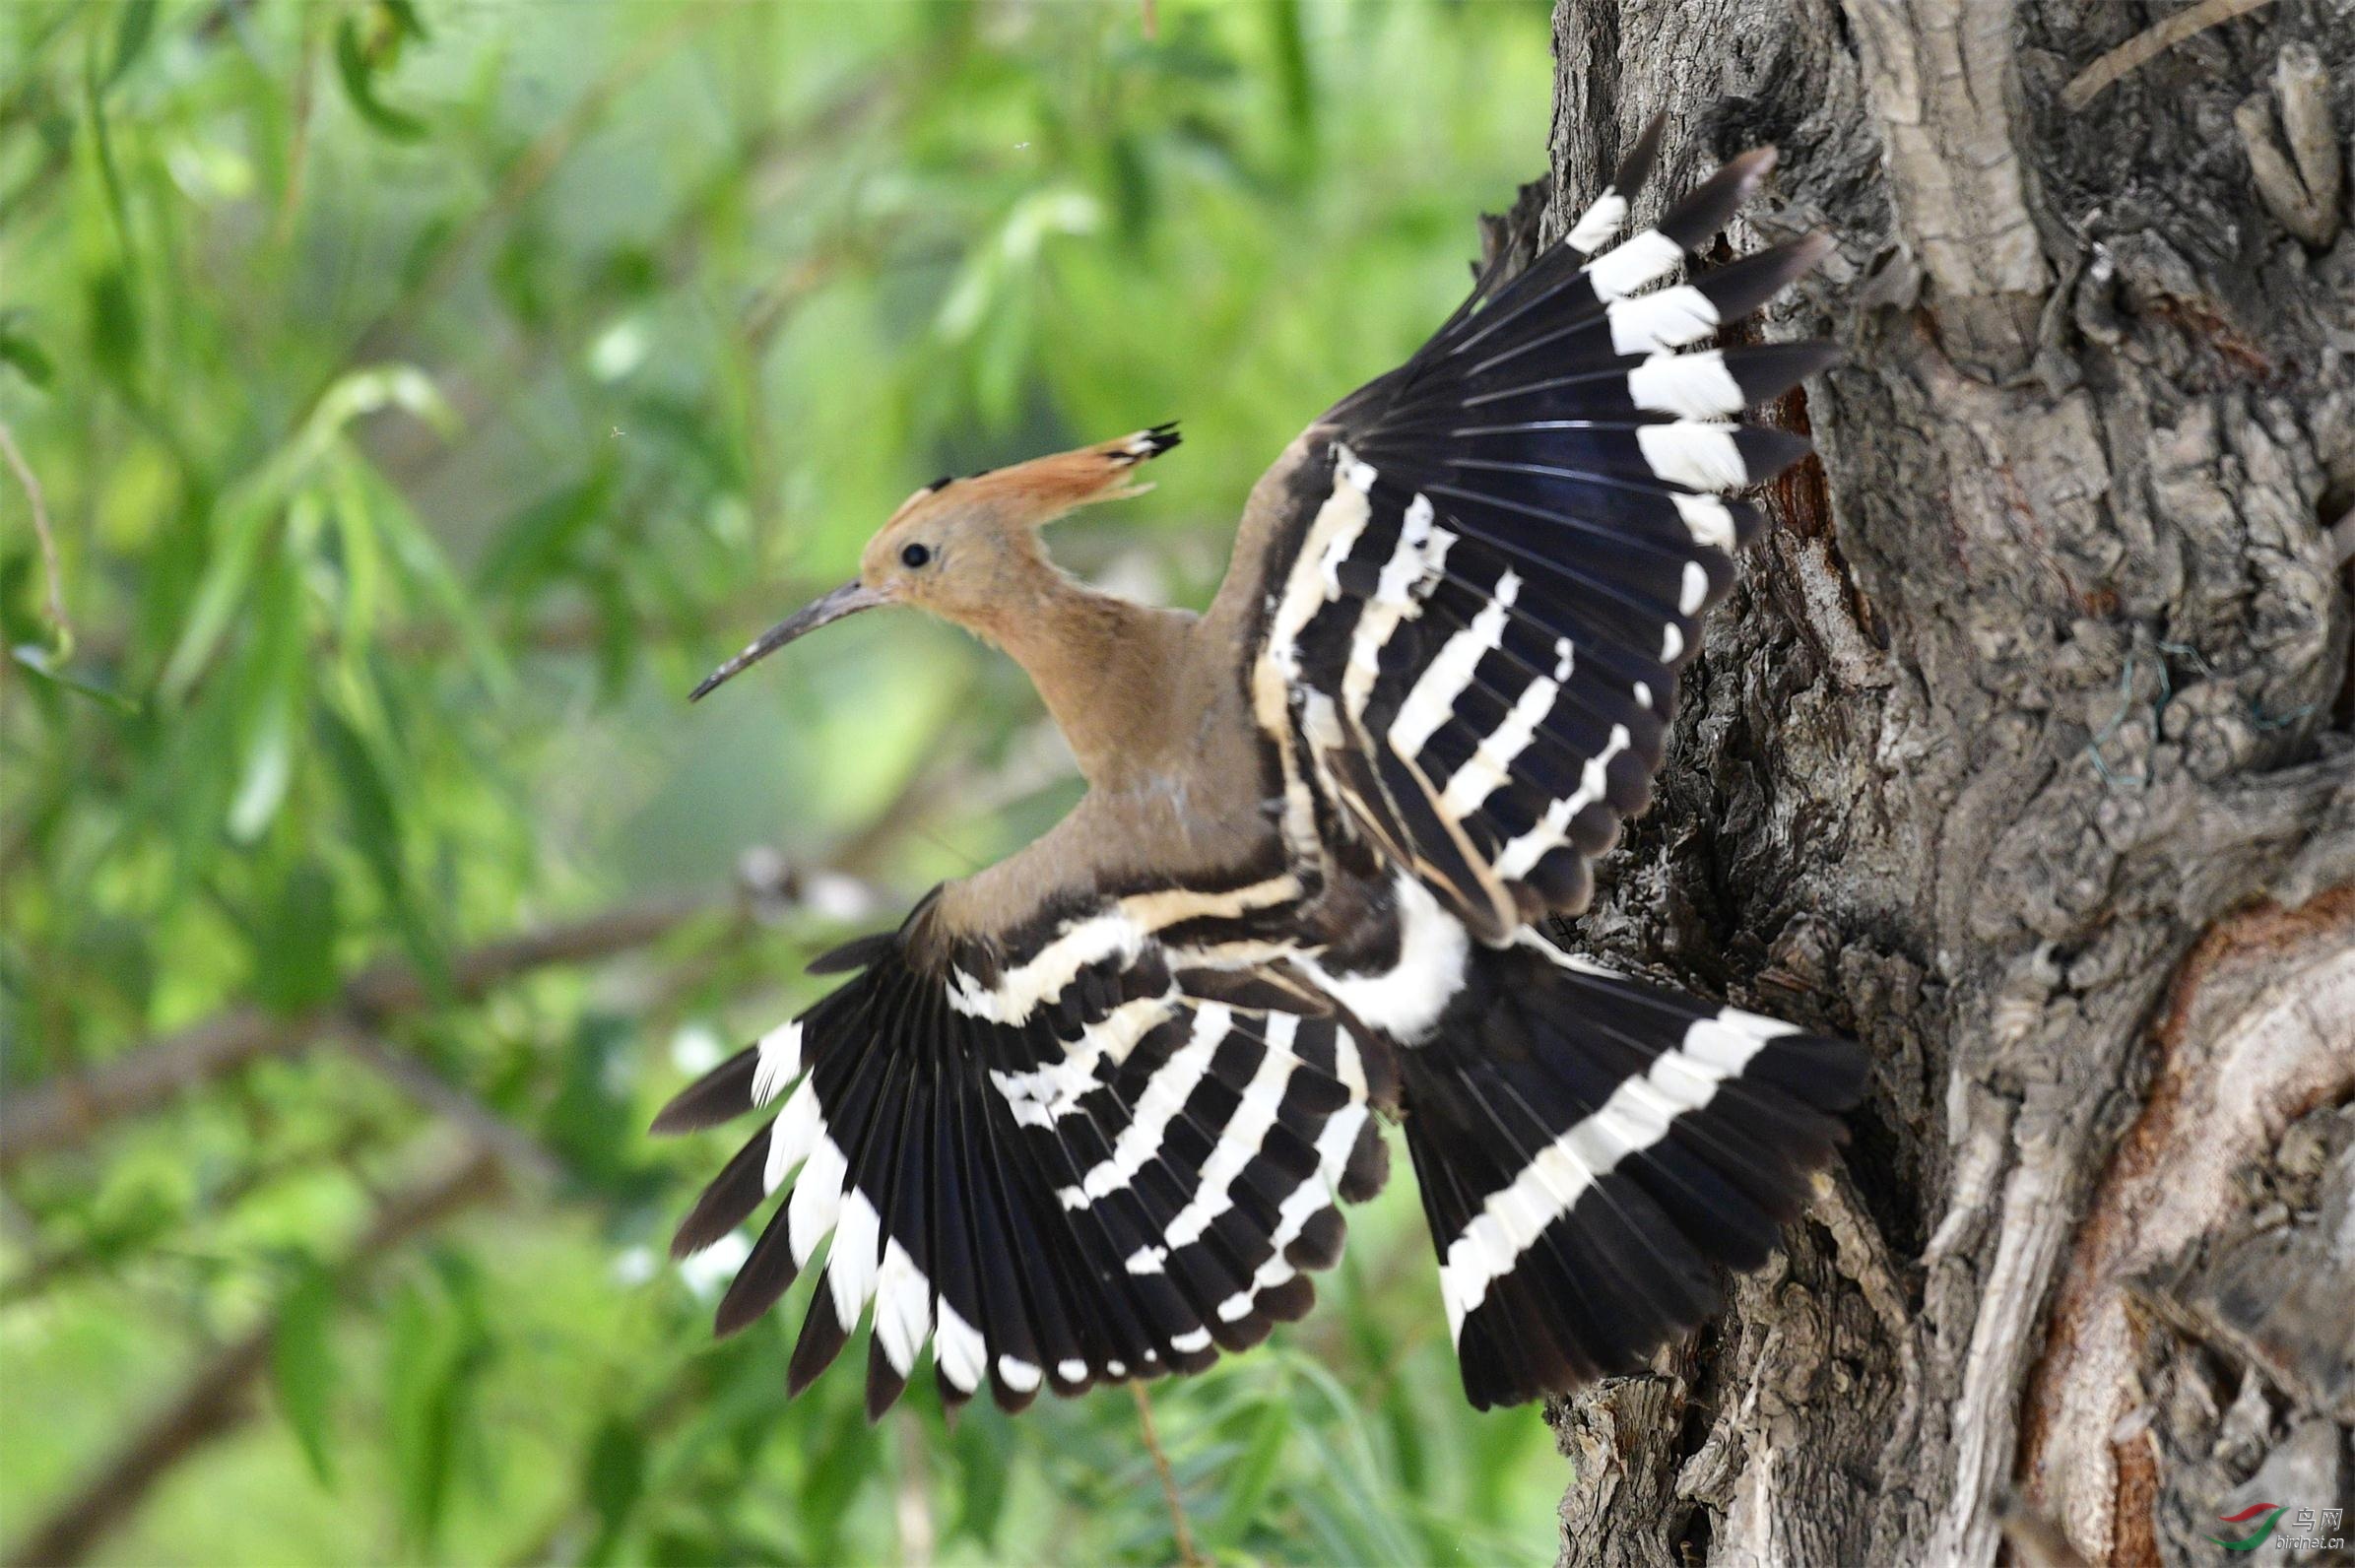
[[1537, 2, 2355, 1563]]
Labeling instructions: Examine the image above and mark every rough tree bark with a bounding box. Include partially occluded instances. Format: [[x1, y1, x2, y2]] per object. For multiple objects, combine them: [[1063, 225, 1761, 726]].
[[1536, 1, 2355, 1563]]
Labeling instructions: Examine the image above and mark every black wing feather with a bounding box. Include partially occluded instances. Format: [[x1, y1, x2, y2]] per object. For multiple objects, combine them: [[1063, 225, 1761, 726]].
[[1245, 143, 1834, 936], [650, 888, 1380, 1415]]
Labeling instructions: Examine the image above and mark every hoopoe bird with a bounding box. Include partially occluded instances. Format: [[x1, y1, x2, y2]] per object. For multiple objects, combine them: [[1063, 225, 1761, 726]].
[[656, 124, 1866, 1416]]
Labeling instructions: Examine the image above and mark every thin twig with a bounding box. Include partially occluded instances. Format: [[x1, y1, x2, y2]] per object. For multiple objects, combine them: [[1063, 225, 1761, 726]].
[[2061, 0, 2280, 111], [1130, 1380, 1205, 1568], [4, 1142, 505, 1568], [0, 416, 72, 653], [271, 7, 319, 252]]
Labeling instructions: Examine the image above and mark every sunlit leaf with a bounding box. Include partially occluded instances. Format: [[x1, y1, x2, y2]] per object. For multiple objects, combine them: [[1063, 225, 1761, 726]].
[[226, 557, 308, 844], [226, 697, 294, 842]]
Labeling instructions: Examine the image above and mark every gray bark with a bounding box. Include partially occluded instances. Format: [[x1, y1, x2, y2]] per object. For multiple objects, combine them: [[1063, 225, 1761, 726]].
[[1538, 2, 2355, 1563]]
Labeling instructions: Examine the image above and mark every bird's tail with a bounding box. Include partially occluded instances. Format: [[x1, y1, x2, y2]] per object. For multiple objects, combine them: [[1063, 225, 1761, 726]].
[[1394, 934, 1865, 1408]]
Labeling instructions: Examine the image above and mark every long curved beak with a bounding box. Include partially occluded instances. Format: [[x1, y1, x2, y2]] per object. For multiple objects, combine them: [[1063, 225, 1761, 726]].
[[689, 580, 888, 700]]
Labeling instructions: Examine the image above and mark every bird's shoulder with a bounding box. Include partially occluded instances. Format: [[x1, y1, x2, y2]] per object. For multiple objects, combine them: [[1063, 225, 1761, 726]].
[[914, 764, 1298, 972]]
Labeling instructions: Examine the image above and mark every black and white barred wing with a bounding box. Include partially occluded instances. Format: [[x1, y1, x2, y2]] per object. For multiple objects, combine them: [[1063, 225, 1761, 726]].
[[649, 889, 1387, 1417], [1243, 138, 1835, 939]]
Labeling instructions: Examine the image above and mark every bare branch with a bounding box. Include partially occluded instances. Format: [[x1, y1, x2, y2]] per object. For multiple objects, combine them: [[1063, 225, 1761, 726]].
[[0, 896, 715, 1174], [4, 1143, 505, 1568], [2061, 0, 2281, 111]]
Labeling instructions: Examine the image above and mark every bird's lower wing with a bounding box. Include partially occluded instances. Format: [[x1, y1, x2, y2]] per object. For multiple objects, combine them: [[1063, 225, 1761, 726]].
[[1236, 128, 1835, 939], [650, 887, 1386, 1417]]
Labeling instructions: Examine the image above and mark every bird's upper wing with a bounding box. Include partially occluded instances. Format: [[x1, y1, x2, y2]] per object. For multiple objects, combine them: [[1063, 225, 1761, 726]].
[[650, 873, 1388, 1417], [1218, 129, 1836, 940]]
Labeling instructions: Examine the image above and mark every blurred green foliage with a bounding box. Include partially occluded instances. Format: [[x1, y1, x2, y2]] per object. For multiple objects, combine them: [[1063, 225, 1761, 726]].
[[0, 2, 1564, 1562]]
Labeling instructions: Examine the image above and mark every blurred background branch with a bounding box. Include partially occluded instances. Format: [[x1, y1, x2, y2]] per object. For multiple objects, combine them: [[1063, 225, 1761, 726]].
[[1, 893, 716, 1171], [6, 1142, 506, 1568]]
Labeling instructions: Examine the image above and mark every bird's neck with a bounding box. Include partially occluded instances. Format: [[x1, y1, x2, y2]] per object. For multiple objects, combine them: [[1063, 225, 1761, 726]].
[[981, 569, 1195, 791]]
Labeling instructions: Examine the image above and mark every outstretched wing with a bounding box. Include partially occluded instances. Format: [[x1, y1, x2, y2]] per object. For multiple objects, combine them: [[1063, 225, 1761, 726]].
[[650, 882, 1388, 1416], [1227, 130, 1836, 940]]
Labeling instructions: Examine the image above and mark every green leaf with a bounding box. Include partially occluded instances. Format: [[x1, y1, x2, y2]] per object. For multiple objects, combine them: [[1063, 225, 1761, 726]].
[[251, 861, 342, 1014], [542, 1013, 635, 1184], [226, 697, 294, 842], [1266, 0, 1316, 148], [332, 15, 429, 142], [226, 558, 308, 844], [10, 644, 138, 712], [161, 366, 453, 699], [582, 1418, 646, 1563], [106, 0, 160, 88], [351, 460, 511, 700], [383, 1284, 448, 1545], [87, 267, 140, 391], [379, 0, 430, 42], [158, 490, 275, 700], [272, 1258, 340, 1488], [0, 311, 55, 388], [328, 471, 387, 658], [1210, 1389, 1291, 1549], [306, 364, 459, 441], [383, 1272, 493, 1551], [473, 473, 615, 600], [947, 1406, 1013, 1546], [316, 701, 442, 984]]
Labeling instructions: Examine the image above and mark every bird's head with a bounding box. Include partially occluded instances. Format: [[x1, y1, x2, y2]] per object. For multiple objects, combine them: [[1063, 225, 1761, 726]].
[[690, 424, 1179, 699]]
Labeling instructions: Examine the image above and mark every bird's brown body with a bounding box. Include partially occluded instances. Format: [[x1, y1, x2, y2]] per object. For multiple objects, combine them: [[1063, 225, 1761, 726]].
[[656, 126, 1869, 1417], [929, 431, 1323, 946]]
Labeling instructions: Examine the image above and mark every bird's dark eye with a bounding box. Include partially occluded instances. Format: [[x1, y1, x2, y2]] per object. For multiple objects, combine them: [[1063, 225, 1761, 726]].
[[900, 543, 933, 569]]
